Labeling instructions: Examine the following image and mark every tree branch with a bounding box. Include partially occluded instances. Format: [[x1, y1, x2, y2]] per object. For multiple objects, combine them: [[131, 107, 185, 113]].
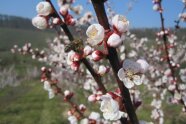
[[91, 0, 139, 124], [46, 0, 107, 93]]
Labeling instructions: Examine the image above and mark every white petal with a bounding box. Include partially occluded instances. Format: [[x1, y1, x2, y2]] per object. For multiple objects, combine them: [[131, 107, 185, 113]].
[[136, 59, 149, 73], [123, 78, 134, 88], [118, 68, 125, 80], [122, 59, 141, 73], [133, 75, 142, 85]]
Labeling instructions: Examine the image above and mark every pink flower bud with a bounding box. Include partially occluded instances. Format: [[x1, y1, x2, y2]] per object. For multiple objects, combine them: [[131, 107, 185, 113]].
[[72, 53, 81, 62], [67, 110, 73, 116], [96, 95, 101, 101], [88, 94, 96, 102], [69, 18, 76, 26], [71, 62, 80, 71], [60, 5, 68, 16], [153, 4, 160, 11], [107, 33, 122, 48], [79, 104, 86, 111], [92, 50, 103, 62], [53, 18, 61, 25], [83, 45, 92, 56], [48, 68, 52, 72], [64, 90, 71, 96], [98, 65, 108, 76], [112, 15, 129, 33], [41, 66, 46, 72]]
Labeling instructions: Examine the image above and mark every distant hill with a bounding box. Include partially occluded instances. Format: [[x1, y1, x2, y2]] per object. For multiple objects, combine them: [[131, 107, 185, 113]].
[[0, 14, 185, 42], [0, 14, 34, 30]]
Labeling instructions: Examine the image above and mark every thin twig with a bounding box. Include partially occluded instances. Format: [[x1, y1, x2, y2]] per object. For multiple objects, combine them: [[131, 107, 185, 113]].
[[46, 0, 107, 93]]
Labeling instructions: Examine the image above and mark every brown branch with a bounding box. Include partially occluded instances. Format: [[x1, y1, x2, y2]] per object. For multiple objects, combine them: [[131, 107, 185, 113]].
[[159, 2, 176, 82], [46, 0, 107, 93], [91, 0, 139, 124], [158, 1, 186, 107], [53, 84, 85, 118]]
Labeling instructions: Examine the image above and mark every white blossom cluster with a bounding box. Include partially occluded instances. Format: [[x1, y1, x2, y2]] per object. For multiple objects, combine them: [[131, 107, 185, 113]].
[[10, 0, 186, 124]]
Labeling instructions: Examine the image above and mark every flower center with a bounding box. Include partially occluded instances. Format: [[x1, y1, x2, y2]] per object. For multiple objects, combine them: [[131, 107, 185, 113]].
[[118, 15, 127, 23], [88, 26, 98, 39], [38, 4, 44, 10], [125, 70, 135, 80]]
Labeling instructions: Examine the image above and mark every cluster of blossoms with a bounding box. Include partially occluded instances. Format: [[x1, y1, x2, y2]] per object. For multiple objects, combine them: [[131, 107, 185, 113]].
[[179, 13, 186, 22], [86, 14, 129, 48], [11, 43, 47, 62], [12, 0, 186, 124], [32, 1, 53, 29], [32, 0, 80, 30], [122, 20, 186, 123]]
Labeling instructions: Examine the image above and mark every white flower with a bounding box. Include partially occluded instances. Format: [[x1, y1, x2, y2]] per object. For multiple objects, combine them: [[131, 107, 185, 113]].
[[36, 1, 53, 16], [174, 91, 181, 100], [88, 94, 96, 102], [60, 5, 69, 16], [168, 84, 176, 91], [68, 116, 78, 124], [73, 5, 83, 15], [67, 50, 75, 65], [151, 99, 161, 109], [86, 24, 105, 46], [79, 104, 86, 110], [112, 15, 129, 33], [48, 89, 55, 99], [136, 59, 149, 73], [100, 94, 125, 121], [43, 80, 51, 91], [151, 109, 159, 119], [107, 33, 122, 48], [80, 118, 89, 124], [32, 16, 48, 29], [98, 65, 107, 76], [118, 59, 142, 88], [89, 112, 100, 122]]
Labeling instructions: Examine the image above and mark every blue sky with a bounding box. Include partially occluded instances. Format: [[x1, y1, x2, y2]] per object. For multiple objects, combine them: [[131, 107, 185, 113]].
[[0, 0, 185, 28]]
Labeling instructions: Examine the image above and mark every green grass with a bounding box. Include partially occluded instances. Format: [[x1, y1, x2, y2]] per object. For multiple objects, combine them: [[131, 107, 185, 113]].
[[0, 27, 54, 74], [0, 80, 68, 124], [0, 27, 55, 51]]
